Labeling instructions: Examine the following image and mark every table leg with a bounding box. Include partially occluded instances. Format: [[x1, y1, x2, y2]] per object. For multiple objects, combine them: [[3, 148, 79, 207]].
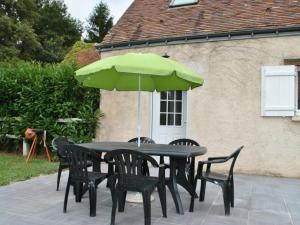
[[167, 157, 184, 215], [92, 152, 102, 172], [75, 181, 83, 202], [188, 157, 195, 186], [175, 158, 196, 197]]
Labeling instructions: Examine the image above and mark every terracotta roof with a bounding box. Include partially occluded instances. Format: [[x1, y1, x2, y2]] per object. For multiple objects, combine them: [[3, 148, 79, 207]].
[[76, 47, 100, 67], [101, 0, 300, 46]]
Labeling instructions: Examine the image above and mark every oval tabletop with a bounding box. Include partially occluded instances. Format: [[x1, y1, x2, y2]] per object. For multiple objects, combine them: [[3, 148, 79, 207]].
[[78, 141, 207, 157]]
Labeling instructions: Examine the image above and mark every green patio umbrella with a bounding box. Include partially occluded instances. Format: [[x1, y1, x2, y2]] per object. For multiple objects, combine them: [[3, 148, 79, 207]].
[[75, 53, 204, 146]]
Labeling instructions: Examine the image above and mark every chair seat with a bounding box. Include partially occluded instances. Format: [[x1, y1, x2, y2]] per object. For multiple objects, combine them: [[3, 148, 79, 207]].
[[88, 172, 107, 181], [60, 160, 93, 167], [118, 176, 160, 192], [201, 171, 228, 182]]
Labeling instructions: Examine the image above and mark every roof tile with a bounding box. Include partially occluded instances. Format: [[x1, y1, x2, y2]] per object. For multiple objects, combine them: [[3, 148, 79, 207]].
[[101, 0, 300, 46]]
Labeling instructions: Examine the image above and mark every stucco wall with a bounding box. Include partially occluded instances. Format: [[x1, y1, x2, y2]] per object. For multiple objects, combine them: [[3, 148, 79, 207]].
[[97, 36, 300, 178]]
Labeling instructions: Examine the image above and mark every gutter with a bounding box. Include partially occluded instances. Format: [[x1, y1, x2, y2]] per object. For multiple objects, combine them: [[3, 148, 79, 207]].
[[96, 26, 300, 52]]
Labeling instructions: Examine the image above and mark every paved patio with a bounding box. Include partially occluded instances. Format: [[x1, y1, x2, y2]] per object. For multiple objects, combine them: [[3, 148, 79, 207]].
[[0, 168, 299, 225]]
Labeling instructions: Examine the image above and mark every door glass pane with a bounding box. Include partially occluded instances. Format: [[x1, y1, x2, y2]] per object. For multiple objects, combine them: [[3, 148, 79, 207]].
[[168, 114, 174, 125], [160, 101, 167, 112], [168, 91, 175, 100], [160, 114, 166, 125], [159, 91, 183, 126], [175, 114, 182, 126], [175, 101, 182, 113], [176, 91, 182, 100], [168, 101, 174, 113]]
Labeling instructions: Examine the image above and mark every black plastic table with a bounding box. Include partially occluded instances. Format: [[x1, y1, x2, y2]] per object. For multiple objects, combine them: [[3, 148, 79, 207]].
[[79, 141, 207, 215]]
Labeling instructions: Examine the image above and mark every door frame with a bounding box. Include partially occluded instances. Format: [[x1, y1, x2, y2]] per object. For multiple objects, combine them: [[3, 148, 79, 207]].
[[150, 91, 188, 143]]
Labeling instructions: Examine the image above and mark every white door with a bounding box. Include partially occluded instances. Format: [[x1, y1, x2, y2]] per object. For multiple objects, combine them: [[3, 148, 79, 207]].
[[152, 91, 187, 144]]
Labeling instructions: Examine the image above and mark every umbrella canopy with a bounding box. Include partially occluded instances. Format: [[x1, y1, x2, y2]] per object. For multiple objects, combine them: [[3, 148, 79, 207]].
[[75, 53, 204, 91], [75, 52, 204, 147]]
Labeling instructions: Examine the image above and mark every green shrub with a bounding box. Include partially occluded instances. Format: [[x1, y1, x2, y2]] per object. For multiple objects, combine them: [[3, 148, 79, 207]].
[[62, 41, 95, 65], [0, 61, 101, 149]]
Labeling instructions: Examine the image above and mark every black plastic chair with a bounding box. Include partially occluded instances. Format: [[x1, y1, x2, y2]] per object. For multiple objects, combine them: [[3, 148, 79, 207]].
[[63, 144, 107, 217], [128, 137, 155, 176], [105, 149, 167, 225], [189, 146, 244, 215], [52, 137, 76, 191], [128, 137, 155, 144], [161, 139, 199, 183]]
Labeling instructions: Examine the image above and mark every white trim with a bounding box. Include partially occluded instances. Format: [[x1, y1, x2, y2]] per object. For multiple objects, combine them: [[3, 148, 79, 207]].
[[149, 93, 153, 139], [185, 90, 190, 137], [151, 91, 187, 144], [296, 67, 300, 116], [261, 65, 297, 117]]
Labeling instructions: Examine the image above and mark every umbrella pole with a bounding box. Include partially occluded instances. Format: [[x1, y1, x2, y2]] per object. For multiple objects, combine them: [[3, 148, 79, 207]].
[[137, 75, 141, 147]]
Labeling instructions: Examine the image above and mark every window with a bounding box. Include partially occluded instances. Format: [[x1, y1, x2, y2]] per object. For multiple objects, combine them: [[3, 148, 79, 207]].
[[261, 65, 297, 117], [160, 91, 183, 126], [170, 0, 198, 7]]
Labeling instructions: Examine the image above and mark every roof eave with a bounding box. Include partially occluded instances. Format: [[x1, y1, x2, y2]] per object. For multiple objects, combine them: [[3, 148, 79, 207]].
[[96, 26, 300, 52]]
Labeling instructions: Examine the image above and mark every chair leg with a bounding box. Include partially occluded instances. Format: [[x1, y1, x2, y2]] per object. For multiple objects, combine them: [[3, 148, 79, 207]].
[[142, 160, 150, 176], [56, 165, 63, 191], [189, 178, 198, 212], [75, 181, 83, 202], [142, 192, 151, 225], [157, 182, 167, 218], [89, 182, 97, 217], [63, 178, 71, 213], [110, 182, 117, 225], [110, 191, 118, 225], [107, 164, 114, 188], [199, 180, 206, 201], [222, 184, 230, 216], [230, 177, 234, 208], [159, 156, 164, 165], [118, 190, 127, 212]]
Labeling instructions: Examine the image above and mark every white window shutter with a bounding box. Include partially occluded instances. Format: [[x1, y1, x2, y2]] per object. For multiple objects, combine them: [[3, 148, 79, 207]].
[[261, 65, 297, 117]]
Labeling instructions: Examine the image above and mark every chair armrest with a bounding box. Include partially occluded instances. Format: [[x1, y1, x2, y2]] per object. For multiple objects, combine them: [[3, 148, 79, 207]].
[[197, 157, 228, 175], [208, 156, 228, 161], [158, 164, 168, 168], [198, 158, 228, 165]]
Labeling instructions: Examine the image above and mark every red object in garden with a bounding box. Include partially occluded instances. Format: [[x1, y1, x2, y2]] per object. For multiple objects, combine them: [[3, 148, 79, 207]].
[[25, 128, 51, 162]]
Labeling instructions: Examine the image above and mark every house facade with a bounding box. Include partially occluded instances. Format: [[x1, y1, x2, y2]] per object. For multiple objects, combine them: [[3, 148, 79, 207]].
[[96, 0, 300, 178]]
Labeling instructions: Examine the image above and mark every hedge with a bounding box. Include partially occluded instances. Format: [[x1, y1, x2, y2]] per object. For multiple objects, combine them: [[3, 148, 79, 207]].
[[0, 61, 101, 150]]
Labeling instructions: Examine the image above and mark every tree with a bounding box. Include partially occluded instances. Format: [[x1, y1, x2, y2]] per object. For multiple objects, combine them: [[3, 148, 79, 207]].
[[0, 0, 82, 63], [0, 0, 41, 60], [85, 2, 113, 43], [33, 0, 83, 63]]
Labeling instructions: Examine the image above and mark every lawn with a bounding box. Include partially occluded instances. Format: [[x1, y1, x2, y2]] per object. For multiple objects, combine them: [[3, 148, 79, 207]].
[[0, 153, 58, 186]]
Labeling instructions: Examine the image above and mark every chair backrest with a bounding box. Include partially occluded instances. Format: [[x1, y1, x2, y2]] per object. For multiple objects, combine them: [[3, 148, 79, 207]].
[[63, 145, 93, 182], [105, 149, 158, 184], [52, 137, 74, 158], [128, 137, 155, 144], [226, 146, 244, 178], [169, 138, 199, 147]]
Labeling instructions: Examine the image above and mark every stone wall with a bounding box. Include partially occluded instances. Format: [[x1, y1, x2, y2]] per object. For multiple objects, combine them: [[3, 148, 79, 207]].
[[97, 36, 300, 178]]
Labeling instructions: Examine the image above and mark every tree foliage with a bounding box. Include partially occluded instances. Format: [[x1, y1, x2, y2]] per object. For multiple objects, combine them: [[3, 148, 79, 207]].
[[33, 0, 82, 62], [62, 41, 95, 67], [85, 1, 113, 43], [0, 0, 82, 62], [0, 61, 101, 145], [0, 0, 40, 60]]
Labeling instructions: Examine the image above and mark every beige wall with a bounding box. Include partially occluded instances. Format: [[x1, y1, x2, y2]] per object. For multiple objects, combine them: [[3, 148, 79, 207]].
[[97, 36, 300, 178]]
